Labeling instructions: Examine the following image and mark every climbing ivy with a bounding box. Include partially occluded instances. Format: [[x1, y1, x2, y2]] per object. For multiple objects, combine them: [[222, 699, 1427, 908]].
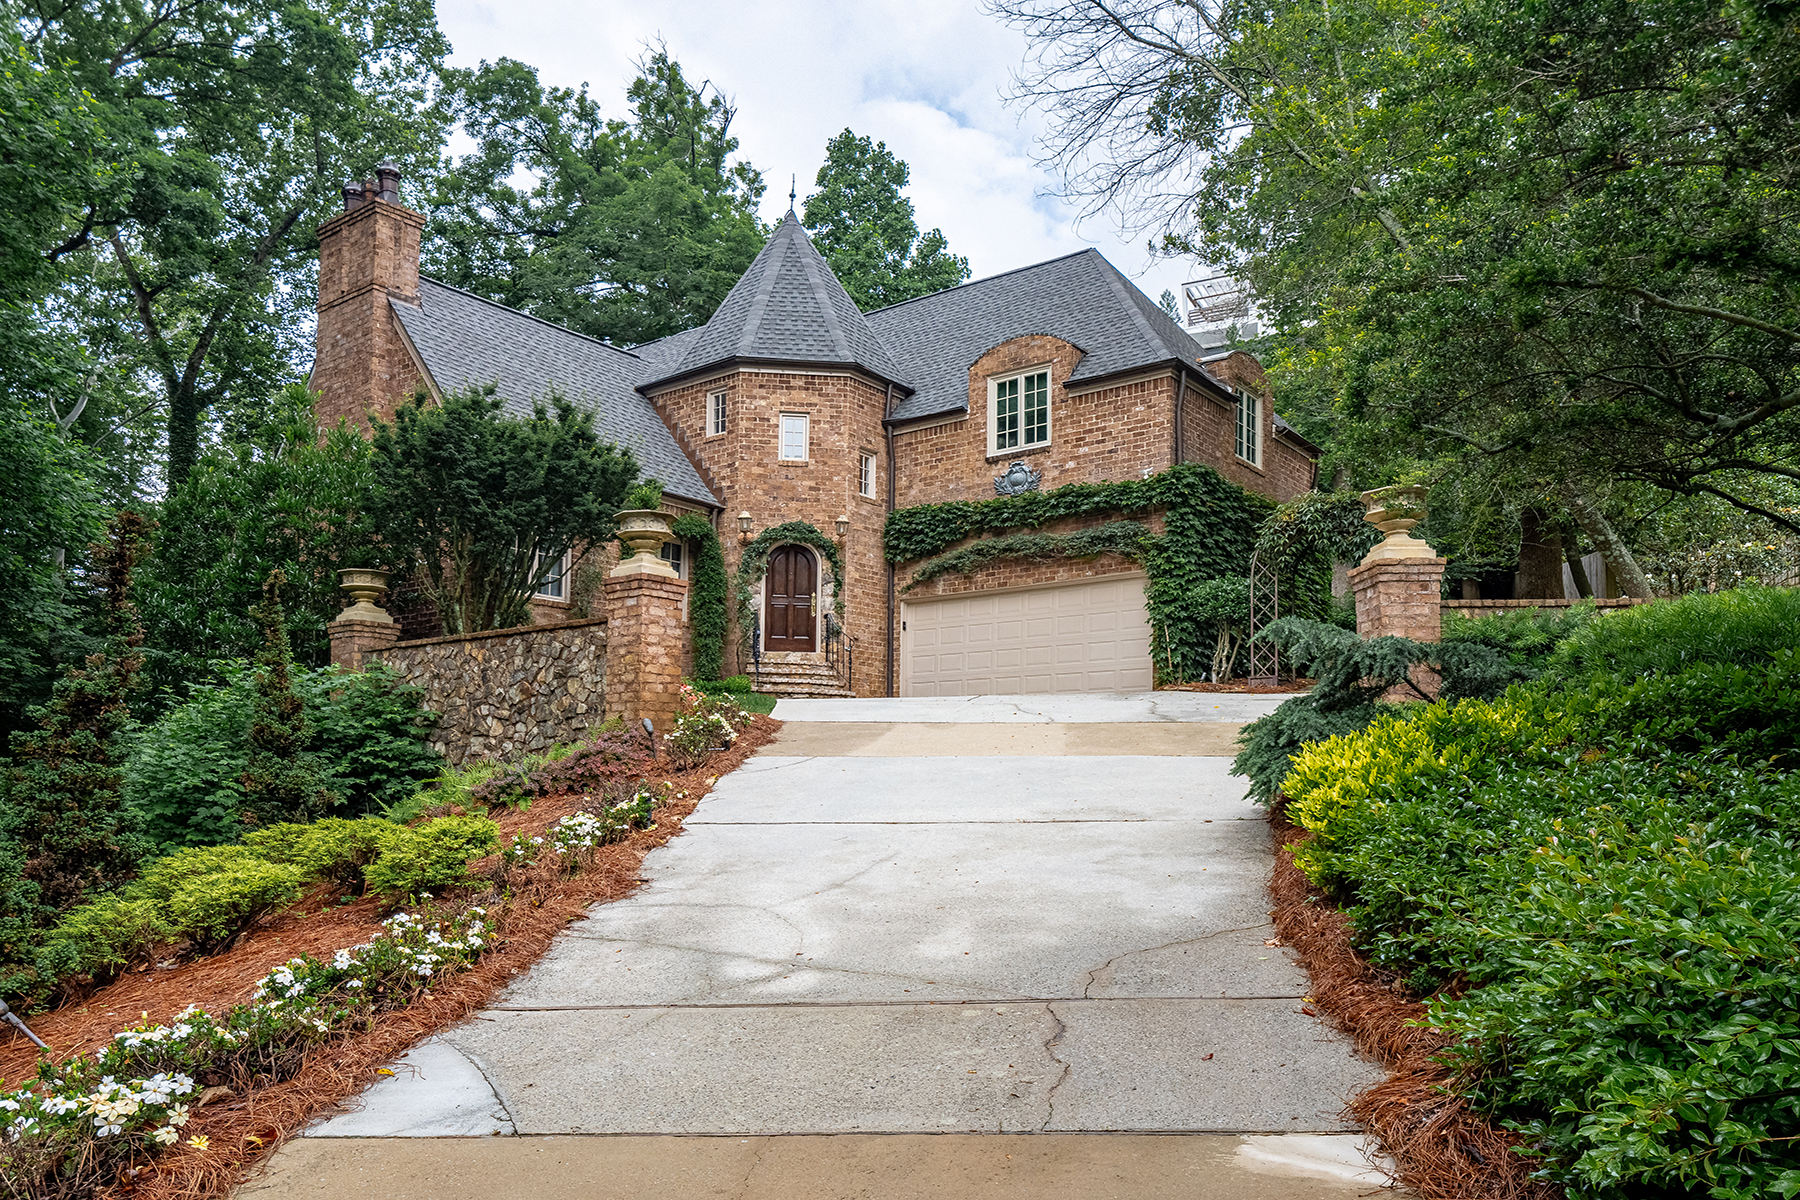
[[733, 522, 847, 666], [1252, 491, 1380, 624], [885, 464, 1272, 682], [902, 522, 1151, 593], [671, 514, 727, 681]]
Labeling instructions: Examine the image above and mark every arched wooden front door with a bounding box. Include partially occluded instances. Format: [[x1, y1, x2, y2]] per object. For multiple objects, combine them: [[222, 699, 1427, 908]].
[[763, 545, 817, 652]]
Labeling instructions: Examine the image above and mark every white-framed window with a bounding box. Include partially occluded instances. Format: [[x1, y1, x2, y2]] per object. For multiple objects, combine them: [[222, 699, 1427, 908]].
[[533, 548, 569, 599], [708, 389, 727, 436], [858, 451, 876, 498], [1234, 388, 1261, 466], [779, 412, 809, 461], [659, 540, 685, 578], [989, 368, 1051, 453]]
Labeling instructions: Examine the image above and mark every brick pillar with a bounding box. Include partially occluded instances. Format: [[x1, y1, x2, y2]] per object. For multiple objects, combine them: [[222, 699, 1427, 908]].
[[330, 619, 400, 671], [1349, 557, 1447, 700], [603, 574, 690, 732], [1349, 558, 1448, 642]]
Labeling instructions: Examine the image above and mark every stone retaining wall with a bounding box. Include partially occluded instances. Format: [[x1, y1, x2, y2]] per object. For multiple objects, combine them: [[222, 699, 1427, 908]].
[[373, 618, 608, 764]]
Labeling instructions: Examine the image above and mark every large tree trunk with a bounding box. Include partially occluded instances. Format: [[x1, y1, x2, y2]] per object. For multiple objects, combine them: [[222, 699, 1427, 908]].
[[1516, 508, 1566, 599], [1560, 484, 1653, 598]]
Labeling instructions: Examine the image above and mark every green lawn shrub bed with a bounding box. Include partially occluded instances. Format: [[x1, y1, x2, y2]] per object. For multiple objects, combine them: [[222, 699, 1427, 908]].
[[1, 902, 490, 1198], [1252, 590, 1800, 1199]]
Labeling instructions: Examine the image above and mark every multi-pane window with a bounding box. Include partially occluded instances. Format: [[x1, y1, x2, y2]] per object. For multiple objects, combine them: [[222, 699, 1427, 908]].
[[779, 412, 809, 461], [708, 389, 727, 436], [659, 540, 685, 578], [533, 549, 568, 599], [990, 369, 1050, 453], [1235, 388, 1261, 465], [858, 451, 875, 497]]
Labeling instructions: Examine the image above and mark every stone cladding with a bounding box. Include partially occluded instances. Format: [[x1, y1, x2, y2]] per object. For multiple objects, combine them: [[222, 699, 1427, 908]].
[[371, 618, 608, 764], [309, 198, 426, 433]]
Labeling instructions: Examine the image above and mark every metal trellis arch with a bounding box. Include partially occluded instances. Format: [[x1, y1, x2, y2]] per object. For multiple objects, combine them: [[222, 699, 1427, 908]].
[[1246, 548, 1279, 687]]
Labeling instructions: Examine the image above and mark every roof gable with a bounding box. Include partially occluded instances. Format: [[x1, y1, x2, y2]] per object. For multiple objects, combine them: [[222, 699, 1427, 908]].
[[866, 249, 1222, 423], [391, 279, 718, 506], [638, 212, 907, 391]]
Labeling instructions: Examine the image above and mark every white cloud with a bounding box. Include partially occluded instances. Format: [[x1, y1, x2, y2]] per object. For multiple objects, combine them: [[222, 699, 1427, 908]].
[[434, 0, 1198, 308]]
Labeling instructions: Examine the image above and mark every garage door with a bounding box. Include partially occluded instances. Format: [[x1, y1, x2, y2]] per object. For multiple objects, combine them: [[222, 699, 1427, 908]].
[[902, 574, 1153, 696]]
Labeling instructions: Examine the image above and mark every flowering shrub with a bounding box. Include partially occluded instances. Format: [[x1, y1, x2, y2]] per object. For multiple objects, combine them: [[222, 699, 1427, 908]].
[[665, 689, 753, 769], [1, 904, 489, 1196]]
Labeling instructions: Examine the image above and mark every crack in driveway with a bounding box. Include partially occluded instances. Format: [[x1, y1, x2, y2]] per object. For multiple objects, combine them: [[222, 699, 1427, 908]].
[[1079, 923, 1279, 999]]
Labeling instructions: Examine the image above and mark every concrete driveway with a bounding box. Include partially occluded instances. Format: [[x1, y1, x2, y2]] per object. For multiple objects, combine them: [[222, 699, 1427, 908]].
[[246, 692, 1389, 1198]]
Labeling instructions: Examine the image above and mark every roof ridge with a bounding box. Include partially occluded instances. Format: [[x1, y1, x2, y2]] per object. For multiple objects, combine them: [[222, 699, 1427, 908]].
[[417, 276, 647, 364], [862, 247, 1102, 318]]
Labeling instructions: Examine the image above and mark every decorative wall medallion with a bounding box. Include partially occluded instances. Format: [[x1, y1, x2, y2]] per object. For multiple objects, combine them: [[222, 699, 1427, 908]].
[[994, 461, 1042, 496]]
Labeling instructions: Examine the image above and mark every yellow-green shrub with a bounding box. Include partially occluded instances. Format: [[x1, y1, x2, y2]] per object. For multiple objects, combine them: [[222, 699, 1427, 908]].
[[1285, 692, 1572, 884], [243, 817, 402, 888], [363, 815, 499, 898]]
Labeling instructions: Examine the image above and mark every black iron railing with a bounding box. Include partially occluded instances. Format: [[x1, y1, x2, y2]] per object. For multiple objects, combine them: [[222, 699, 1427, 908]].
[[750, 612, 762, 690], [823, 612, 852, 690]]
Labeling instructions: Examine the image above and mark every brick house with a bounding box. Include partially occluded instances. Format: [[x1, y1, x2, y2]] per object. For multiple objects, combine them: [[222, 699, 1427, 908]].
[[311, 167, 1318, 699]]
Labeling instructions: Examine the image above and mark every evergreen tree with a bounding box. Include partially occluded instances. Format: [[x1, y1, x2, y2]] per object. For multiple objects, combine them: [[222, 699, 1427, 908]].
[[427, 47, 766, 345], [0, 512, 153, 924], [801, 130, 970, 310], [238, 569, 336, 828]]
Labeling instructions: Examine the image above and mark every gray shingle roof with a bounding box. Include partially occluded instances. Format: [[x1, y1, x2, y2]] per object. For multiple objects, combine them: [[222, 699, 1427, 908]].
[[391, 280, 717, 506], [865, 248, 1225, 423], [637, 212, 907, 391]]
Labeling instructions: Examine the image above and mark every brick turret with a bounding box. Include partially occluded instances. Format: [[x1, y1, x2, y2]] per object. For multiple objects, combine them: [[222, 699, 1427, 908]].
[[309, 163, 427, 432]]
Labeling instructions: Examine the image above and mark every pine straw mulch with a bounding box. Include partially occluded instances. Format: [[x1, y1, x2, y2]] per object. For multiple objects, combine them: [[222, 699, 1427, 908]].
[[1268, 801, 1558, 1200], [1158, 677, 1317, 694], [0, 713, 782, 1200]]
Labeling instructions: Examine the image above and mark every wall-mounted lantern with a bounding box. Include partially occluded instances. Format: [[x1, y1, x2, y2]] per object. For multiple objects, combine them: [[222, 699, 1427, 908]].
[[835, 514, 850, 540], [737, 511, 753, 543]]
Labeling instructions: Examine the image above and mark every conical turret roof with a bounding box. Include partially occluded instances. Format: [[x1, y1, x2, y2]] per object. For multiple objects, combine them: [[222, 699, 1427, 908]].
[[637, 212, 909, 391]]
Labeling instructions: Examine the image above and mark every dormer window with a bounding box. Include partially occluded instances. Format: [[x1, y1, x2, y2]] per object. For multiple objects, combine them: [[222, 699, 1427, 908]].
[[1234, 388, 1261, 466], [990, 368, 1050, 453]]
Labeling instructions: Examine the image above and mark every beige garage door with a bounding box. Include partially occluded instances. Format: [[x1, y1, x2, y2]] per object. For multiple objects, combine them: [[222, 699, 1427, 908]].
[[902, 574, 1153, 696]]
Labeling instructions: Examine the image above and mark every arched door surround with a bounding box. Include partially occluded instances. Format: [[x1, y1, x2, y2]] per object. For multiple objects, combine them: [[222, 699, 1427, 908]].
[[763, 544, 818, 652]]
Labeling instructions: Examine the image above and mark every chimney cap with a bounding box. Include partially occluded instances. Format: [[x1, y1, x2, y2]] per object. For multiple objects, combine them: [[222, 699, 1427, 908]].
[[373, 162, 401, 204]]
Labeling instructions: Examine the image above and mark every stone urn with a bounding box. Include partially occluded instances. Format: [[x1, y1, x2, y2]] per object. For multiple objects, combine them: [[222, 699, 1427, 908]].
[[613, 509, 677, 578], [336, 567, 393, 623], [1359, 485, 1437, 564]]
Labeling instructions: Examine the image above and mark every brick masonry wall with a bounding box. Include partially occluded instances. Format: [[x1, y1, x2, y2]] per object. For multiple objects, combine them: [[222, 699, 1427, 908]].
[[890, 338, 1178, 509], [603, 574, 690, 732], [650, 368, 890, 697], [1181, 352, 1313, 502], [897, 512, 1168, 600], [371, 618, 608, 765], [309, 199, 426, 433]]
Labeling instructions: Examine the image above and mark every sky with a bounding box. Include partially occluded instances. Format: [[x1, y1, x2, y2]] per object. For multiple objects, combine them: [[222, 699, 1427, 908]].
[[433, 0, 1202, 314]]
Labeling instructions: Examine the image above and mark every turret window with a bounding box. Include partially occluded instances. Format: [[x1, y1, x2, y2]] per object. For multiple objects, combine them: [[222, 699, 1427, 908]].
[[780, 412, 810, 461], [709, 389, 727, 436]]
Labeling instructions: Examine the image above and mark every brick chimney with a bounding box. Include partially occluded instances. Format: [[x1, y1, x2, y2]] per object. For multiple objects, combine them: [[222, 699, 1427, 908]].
[[310, 162, 427, 432]]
